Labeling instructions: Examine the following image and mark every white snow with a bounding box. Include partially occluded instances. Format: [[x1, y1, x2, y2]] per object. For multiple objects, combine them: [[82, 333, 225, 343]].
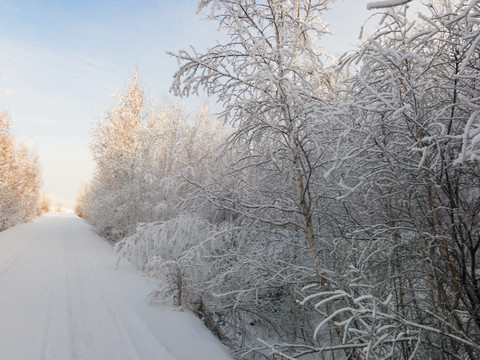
[[367, 0, 413, 10], [0, 213, 231, 360]]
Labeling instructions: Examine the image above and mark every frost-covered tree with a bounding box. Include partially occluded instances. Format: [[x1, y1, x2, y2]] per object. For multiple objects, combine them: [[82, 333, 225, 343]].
[[0, 110, 42, 230], [166, 0, 480, 358], [83, 71, 225, 242], [86, 1, 480, 358], [83, 72, 160, 240], [297, 1, 480, 358], [168, 0, 367, 356], [170, 0, 333, 287]]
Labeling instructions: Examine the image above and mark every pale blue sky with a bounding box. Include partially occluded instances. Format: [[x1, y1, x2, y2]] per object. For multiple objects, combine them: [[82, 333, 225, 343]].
[[0, 0, 416, 201]]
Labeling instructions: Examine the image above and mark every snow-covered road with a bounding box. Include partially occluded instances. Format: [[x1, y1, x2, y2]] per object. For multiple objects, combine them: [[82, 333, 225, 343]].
[[0, 213, 231, 360]]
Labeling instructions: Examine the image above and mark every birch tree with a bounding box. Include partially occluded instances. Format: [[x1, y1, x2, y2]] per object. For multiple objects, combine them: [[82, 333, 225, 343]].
[[172, 0, 336, 295], [84, 70, 226, 243], [85, 72, 160, 240]]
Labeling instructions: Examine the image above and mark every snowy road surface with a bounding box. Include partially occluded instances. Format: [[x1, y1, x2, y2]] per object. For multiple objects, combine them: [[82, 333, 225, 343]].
[[0, 213, 231, 360]]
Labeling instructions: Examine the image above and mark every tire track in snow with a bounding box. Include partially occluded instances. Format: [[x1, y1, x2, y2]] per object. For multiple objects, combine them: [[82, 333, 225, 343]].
[[38, 229, 66, 360]]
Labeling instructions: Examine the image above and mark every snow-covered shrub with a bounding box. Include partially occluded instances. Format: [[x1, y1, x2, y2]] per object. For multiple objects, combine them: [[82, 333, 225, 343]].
[[115, 213, 231, 339], [115, 213, 216, 305]]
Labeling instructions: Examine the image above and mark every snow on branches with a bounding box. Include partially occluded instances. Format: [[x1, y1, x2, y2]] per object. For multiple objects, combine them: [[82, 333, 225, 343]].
[[0, 110, 41, 230], [84, 1, 480, 358], [367, 0, 413, 10]]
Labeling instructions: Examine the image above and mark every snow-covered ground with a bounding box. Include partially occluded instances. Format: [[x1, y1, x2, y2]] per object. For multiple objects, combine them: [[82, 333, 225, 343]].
[[0, 213, 231, 360]]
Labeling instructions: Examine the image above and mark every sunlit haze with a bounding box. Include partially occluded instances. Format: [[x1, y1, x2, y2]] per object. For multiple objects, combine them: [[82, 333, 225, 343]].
[[0, 0, 414, 201]]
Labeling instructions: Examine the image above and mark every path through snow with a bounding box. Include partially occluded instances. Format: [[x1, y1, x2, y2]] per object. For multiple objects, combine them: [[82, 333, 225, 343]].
[[0, 213, 231, 360]]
